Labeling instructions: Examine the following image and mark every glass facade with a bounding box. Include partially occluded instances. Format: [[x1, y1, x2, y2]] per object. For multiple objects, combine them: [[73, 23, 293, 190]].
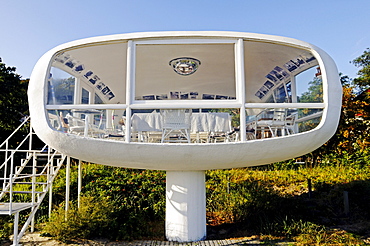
[[45, 38, 324, 143], [48, 67, 75, 105]]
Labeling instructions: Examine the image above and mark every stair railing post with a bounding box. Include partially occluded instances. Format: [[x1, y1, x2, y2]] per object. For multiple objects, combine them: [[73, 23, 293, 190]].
[[4, 141, 9, 190], [9, 151, 14, 215], [65, 156, 71, 219], [29, 123, 33, 152], [32, 152, 36, 206], [31, 151, 37, 232], [49, 182, 53, 218], [78, 160, 82, 208], [13, 211, 20, 246], [48, 146, 53, 218]]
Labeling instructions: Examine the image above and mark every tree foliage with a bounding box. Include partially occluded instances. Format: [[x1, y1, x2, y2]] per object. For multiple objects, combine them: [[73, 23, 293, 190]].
[[320, 78, 369, 156], [303, 49, 370, 164], [352, 48, 370, 90], [298, 77, 323, 103], [0, 58, 29, 143]]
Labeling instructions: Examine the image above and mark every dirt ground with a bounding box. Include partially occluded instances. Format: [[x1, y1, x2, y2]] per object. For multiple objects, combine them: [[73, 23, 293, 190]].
[[5, 232, 120, 246], [4, 232, 262, 246]]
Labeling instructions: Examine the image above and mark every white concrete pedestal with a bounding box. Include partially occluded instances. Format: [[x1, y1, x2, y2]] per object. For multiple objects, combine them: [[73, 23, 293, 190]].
[[165, 171, 206, 242]]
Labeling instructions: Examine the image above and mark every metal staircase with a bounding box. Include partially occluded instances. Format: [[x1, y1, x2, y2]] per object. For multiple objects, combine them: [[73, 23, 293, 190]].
[[0, 117, 66, 246]]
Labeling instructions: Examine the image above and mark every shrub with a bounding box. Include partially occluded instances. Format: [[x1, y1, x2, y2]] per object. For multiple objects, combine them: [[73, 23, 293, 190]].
[[46, 163, 166, 241], [0, 216, 12, 241], [42, 159, 370, 243], [43, 196, 113, 242], [206, 164, 370, 243], [294, 228, 364, 245]]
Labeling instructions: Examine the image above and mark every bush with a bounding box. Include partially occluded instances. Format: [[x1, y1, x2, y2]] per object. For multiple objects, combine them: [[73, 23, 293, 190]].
[[294, 228, 364, 245], [206, 164, 370, 243], [43, 196, 113, 242], [46, 163, 166, 241], [0, 216, 12, 241], [42, 159, 370, 243]]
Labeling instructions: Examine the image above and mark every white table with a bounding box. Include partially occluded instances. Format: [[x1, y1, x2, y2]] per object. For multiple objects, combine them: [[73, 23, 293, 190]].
[[131, 112, 232, 133]]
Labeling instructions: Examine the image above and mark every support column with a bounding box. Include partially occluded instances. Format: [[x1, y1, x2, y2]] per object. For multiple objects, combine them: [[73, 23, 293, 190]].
[[166, 171, 206, 242], [13, 212, 19, 246], [65, 156, 71, 218], [77, 160, 82, 208]]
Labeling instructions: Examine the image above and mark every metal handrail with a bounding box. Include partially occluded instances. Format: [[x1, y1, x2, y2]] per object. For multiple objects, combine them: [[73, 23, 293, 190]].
[[0, 115, 67, 246], [16, 154, 66, 243], [0, 132, 32, 170], [0, 116, 30, 149]]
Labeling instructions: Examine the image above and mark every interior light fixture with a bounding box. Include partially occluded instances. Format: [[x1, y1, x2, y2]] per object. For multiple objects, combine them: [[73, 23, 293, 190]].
[[169, 57, 201, 76]]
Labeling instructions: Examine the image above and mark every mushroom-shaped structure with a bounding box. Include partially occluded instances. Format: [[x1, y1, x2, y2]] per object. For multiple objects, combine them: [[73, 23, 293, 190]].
[[28, 31, 342, 242]]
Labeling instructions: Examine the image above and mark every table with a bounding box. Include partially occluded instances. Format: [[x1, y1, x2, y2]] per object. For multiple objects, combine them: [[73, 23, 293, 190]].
[[131, 112, 232, 133]]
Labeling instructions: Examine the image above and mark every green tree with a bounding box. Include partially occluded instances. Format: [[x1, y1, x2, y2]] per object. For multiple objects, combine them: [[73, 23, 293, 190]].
[[352, 48, 370, 90], [303, 49, 370, 164], [298, 77, 323, 103], [0, 58, 29, 143]]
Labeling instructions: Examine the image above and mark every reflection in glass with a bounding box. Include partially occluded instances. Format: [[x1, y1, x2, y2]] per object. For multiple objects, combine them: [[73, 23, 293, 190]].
[[81, 88, 89, 104], [296, 67, 323, 103], [48, 67, 75, 105], [95, 94, 103, 104]]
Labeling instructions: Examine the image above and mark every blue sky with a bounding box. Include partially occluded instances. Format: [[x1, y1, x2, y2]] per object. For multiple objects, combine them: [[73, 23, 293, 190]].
[[1, 0, 369, 79]]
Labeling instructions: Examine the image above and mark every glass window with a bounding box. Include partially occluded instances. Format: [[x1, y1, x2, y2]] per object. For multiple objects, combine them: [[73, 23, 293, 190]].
[[273, 84, 287, 103], [81, 88, 89, 104], [95, 93, 103, 104], [244, 41, 319, 103], [50, 42, 128, 105], [135, 43, 236, 101], [48, 67, 75, 105], [296, 67, 323, 103]]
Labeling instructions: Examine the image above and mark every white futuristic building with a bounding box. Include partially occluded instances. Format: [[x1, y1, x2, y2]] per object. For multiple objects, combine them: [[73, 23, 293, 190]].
[[28, 31, 342, 242]]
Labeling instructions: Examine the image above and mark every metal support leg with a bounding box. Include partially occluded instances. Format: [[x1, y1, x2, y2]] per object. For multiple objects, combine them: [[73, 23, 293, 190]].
[[49, 183, 53, 217], [78, 160, 82, 208], [31, 152, 36, 233], [13, 212, 19, 246], [65, 156, 71, 219]]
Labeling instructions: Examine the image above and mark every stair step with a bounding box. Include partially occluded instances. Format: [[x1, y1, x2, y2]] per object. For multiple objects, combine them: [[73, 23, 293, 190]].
[[16, 174, 49, 177], [17, 165, 57, 168], [0, 202, 37, 214], [35, 153, 62, 157], [13, 182, 49, 185], [2, 190, 44, 194]]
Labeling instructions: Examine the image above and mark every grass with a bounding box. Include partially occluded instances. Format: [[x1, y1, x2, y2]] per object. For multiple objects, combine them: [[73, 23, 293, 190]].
[[206, 163, 370, 244]]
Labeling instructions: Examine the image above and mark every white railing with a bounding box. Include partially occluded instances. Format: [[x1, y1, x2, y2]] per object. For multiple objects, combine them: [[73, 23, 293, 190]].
[[0, 116, 66, 246], [47, 105, 324, 143]]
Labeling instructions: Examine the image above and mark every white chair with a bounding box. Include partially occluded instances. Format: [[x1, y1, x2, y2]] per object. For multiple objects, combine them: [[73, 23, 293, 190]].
[[252, 109, 286, 138], [268, 110, 286, 137], [252, 109, 274, 138], [66, 113, 106, 137], [65, 113, 85, 135], [284, 112, 298, 135], [161, 109, 192, 143], [191, 132, 209, 143]]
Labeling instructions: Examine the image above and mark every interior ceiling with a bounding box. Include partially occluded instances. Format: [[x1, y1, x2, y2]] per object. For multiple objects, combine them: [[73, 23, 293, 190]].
[[244, 41, 318, 102], [53, 42, 128, 103], [135, 43, 236, 98], [53, 39, 317, 103]]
